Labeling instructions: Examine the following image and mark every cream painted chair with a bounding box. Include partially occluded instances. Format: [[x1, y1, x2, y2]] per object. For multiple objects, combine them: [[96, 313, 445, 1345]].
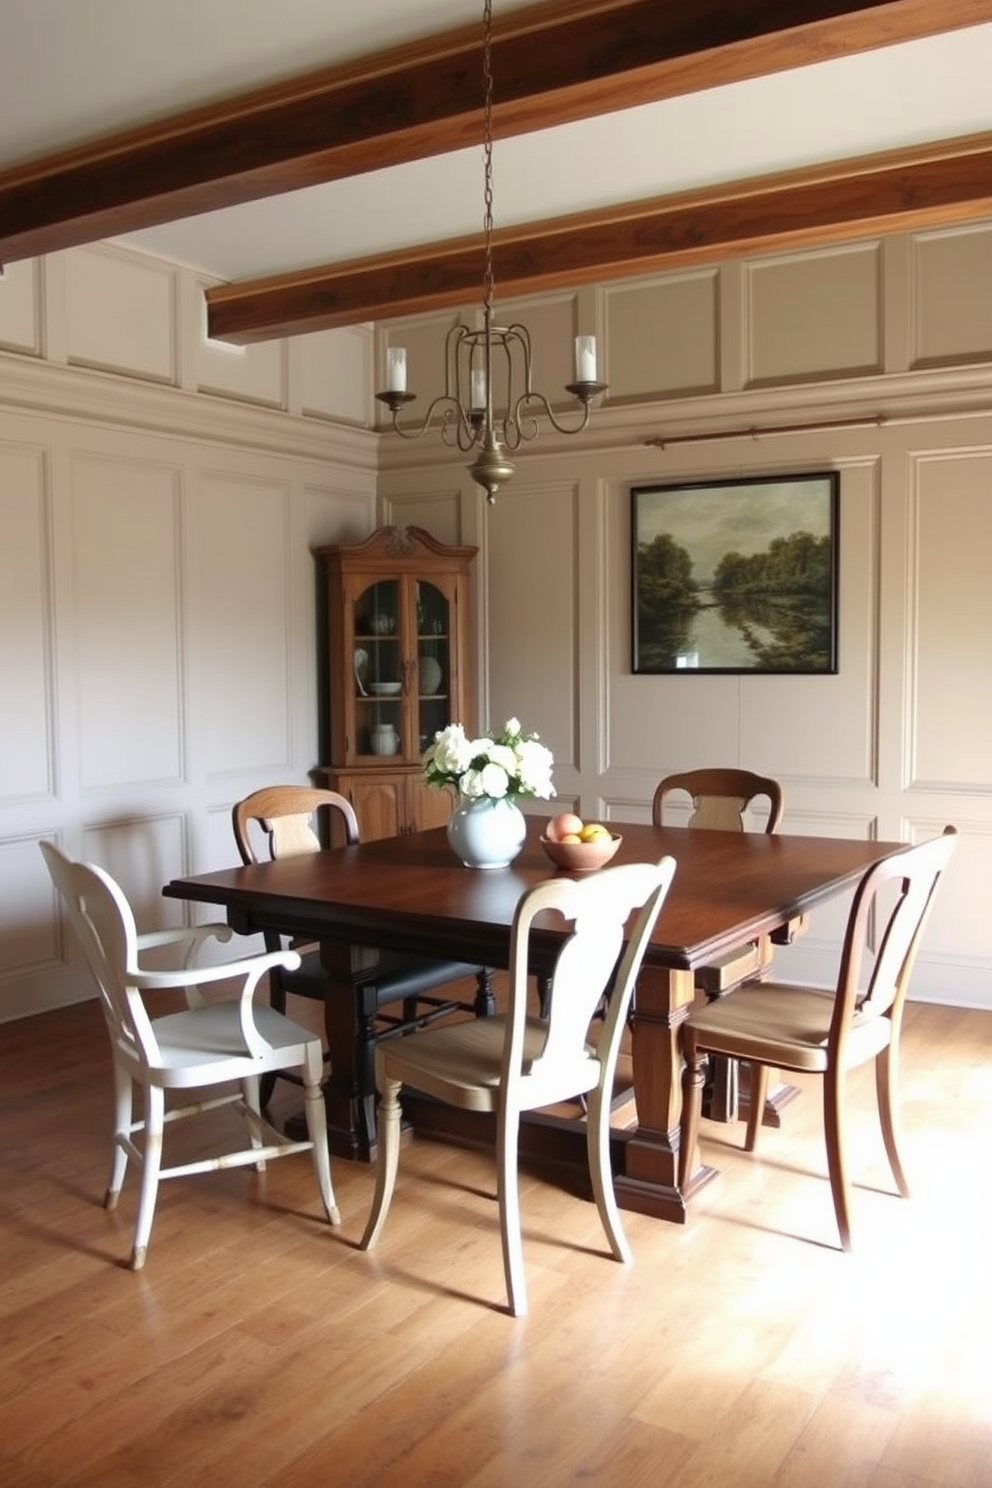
[[40, 840, 339, 1270], [232, 785, 493, 1142], [359, 856, 677, 1316], [679, 827, 957, 1249]]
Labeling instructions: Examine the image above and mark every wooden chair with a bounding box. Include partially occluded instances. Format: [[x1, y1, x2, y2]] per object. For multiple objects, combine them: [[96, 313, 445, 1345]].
[[359, 856, 677, 1316], [652, 766, 783, 835], [654, 768, 788, 1121], [232, 785, 493, 1150], [39, 840, 339, 1270], [679, 826, 957, 1249]]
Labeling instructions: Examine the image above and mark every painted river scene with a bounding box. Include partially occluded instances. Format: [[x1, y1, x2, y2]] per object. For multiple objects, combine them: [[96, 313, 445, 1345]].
[[633, 475, 837, 673]]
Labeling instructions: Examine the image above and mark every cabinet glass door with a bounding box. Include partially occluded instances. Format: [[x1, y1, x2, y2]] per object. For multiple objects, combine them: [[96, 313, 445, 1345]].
[[353, 579, 402, 759], [416, 580, 451, 754]]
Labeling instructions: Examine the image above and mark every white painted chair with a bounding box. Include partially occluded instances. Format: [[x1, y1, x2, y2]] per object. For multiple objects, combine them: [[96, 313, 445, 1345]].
[[39, 840, 340, 1270], [360, 856, 677, 1316]]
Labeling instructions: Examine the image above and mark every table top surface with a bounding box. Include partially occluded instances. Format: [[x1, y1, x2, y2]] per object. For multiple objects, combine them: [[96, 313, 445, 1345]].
[[164, 820, 909, 972]]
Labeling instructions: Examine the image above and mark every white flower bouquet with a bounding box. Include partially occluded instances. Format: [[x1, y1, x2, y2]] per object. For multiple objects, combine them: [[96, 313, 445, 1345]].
[[423, 717, 555, 802]]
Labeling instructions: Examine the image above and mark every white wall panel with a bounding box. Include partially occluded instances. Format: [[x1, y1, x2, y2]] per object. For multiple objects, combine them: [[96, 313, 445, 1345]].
[[71, 454, 184, 791], [83, 813, 187, 931], [0, 443, 53, 799], [383, 488, 465, 548], [743, 458, 879, 784], [67, 246, 177, 382], [911, 223, 992, 368], [911, 450, 992, 790], [300, 325, 371, 426], [0, 260, 41, 354], [485, 479, 578, 765], [196, 473, 293, 776], [0, 834, 59, 975], [605, 270, 719, 400], [745, 243, 883, 385]]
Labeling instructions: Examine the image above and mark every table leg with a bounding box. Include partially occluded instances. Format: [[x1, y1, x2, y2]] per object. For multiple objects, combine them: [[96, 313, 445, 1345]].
[[317, 940, 375, 1162], [613, 965, 718, 1222]]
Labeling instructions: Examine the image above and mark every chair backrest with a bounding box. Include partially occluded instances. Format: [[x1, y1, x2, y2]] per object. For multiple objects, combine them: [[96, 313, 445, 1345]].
[[653, 768, 783, 834], [39, 840, 159, 1067], [830, 826, 957, 1049], [232, 785, 360, 864], [504, 857, 677, 1093]]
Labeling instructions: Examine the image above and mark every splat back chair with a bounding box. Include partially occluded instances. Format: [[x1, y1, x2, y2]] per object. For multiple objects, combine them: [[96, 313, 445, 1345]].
[[360, 856, 677, 1317], [39, 840, 339, 1271], [232, 786, 493, 1140], [654, 768, 789, 1120], [679, 827, 957, 1249], [653, 768, 786, 994]]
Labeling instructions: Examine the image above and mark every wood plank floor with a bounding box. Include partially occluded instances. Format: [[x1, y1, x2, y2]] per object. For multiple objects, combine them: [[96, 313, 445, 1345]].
[[1, 997, 991, 1487]]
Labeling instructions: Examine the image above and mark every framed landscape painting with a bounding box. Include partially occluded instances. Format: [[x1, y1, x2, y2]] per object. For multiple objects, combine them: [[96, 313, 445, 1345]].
[[631, 472, 839, 674]]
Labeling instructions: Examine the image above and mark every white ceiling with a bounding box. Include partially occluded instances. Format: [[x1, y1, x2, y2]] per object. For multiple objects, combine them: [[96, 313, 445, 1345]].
[[2, 0, 992, 285]]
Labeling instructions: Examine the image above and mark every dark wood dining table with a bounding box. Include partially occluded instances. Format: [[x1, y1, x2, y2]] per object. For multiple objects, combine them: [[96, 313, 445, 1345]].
[[163, 819, 909, 1223]]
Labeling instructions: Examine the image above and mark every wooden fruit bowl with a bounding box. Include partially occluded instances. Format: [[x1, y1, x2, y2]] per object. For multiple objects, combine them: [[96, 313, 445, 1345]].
[[539, 833, 622, 872]]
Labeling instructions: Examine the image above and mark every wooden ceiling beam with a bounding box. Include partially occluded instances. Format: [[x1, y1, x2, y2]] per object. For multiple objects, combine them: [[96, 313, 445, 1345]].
[[204, 131, 992, 341], [1, 0, 989, 264]]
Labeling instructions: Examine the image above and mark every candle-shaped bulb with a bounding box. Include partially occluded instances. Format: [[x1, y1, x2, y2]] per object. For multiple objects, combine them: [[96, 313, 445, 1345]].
[[385, 346, 407, 393], [574, 335, 597, 383], [470, 368, 487, 410]]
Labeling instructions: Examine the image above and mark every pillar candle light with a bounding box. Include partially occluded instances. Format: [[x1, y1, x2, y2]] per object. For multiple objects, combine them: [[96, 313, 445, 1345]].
[[574, 335, 597, 383], [470, 369, 487, 409], [386, 346, 407, 393]]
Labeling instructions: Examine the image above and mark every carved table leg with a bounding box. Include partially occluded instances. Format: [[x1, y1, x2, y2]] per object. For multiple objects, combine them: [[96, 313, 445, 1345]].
[[317, 940, 372, 1161], [613, 965, 718, 1222]]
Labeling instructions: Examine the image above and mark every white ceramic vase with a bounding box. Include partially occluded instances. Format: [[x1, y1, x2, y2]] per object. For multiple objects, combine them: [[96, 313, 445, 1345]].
[[446, 795, 527, 869]]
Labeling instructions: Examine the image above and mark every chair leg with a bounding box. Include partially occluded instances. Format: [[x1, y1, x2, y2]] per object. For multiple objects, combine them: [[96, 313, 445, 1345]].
[[744, 1064, 770, 1152], [876, 1040, 911, 1198], [241, 1075, 267, 1169], [585, 1084, 631, 1264], [359, 1074, 402, 1250], [301, 1047, 340, 1225], [496, 1103, 527, 1317], [131, 1084, 165, 1271], [260, 970, 289, 1107], [823, 1066, 853, 1251], [105, 1060, 132, 1208], [678, 1044, 707, 1191]]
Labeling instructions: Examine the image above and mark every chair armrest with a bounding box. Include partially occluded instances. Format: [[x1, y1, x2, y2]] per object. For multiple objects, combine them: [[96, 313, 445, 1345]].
[[136, 923, 234, 967], [132, 948, 303, 1058], [131, 946, 300, 992]]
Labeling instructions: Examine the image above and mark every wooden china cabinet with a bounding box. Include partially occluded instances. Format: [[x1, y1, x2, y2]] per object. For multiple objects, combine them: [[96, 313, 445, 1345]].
[[314, 526, 477, 841]]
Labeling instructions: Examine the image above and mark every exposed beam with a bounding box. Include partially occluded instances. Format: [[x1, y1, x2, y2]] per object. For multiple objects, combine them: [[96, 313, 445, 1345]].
[[205, 131, 992, 341], [0, 0, 989, 264]]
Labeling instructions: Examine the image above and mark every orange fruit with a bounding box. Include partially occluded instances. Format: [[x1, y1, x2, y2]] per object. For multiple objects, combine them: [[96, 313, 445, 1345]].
[[559, 832, 583, 844]]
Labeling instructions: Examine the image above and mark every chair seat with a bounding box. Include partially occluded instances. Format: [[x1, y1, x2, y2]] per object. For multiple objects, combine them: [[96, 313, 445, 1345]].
[[376, 1012, 600, 1111], [686, 983, 893, 1073], [150, 1002, 320, 1081]]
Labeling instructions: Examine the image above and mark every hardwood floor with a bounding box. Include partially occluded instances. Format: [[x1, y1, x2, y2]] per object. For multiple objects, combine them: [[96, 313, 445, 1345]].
[[2, 997, 991, 1487]]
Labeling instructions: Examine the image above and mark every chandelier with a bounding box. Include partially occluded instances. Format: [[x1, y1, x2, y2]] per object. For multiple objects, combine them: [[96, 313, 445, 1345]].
[[374, 0, 608, 505]]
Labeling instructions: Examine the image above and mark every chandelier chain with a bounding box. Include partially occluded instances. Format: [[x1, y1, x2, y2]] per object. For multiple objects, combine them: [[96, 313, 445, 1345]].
[[374, 0, 606, 504], [481, 0, 495, 318]]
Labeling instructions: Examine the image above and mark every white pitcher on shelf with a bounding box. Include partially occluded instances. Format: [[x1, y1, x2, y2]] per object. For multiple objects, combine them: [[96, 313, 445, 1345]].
[[370, 723, 399, 756]]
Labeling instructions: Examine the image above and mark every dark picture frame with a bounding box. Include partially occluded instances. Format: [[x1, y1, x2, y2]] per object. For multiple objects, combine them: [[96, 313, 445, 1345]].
[[631, 472, 839, 674]]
